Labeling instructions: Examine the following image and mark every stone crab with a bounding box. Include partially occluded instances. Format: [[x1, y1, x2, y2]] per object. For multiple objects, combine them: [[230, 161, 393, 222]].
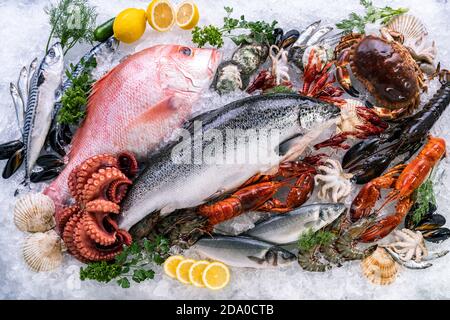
[[334, 28, 426, 119]]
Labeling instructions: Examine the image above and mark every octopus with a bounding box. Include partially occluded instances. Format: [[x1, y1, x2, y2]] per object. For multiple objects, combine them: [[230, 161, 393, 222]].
[[386, 228, 428, 262], [314, 159, 353, 203], [58, 152, 138, 262]]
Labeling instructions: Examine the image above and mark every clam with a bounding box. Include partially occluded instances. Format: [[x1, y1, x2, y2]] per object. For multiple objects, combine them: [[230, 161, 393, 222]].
[[361, 247, 399, 285], [23, 230, 63, 272], [14, 193, 55, 232]]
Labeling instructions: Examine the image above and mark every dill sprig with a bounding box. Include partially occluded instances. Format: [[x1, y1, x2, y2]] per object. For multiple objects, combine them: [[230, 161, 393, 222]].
[[298, 229, 336, 252], [45, 0, 97, 55], [336, 0, 408, 34]]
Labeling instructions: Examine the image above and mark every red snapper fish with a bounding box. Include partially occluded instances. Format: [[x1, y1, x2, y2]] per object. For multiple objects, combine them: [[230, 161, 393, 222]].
[[44, 45, 220, 213]]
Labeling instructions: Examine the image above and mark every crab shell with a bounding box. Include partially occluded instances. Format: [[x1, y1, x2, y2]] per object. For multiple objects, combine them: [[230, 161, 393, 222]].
[[350, 35, 422, 110]]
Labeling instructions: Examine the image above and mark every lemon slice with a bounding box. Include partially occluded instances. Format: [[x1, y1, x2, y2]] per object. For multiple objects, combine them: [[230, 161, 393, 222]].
[[163, 255, 184, 279], [176, 258, 196, 284], [189, 260, 210, 288], [176, 1, 200, 30], [113, 8, 147, 44], [147, 0, 175, 32], [202, 262, 230, 290]]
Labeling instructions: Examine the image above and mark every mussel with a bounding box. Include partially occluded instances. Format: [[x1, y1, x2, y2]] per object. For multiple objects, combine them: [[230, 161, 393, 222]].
[[404, 201, 438, 229], [0, 140, 23, 160], [48, 123, 72, 157], [30, 167, 62, 183], [36, 154, 64, 169], [422, 228, 450, 243], [2, 147, 24, 179], [275, 29, 301, 50], [415, 214, 446, 231]]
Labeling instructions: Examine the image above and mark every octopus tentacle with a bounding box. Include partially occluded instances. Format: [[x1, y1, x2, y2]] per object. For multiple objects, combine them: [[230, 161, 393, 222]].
[[68, 154, 119, 201], [84, 200, 120, 246], [57, 205, 80, 234], [62, 212, 89, 263], [117, 151, 139, 178], [81, 167, 131, 204]]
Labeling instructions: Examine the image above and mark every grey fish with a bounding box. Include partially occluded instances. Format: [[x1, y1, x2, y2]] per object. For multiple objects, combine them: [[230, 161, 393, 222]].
[[27, 58, 38, 95], [245, 203, 345, 245], [384, 247, 449, 270], [17, 66, 29, 109], [305, 26, 334, 46], [22, 43, 64, 182], [293, 20, 321, 47], [10, 83, 25, 133], [194, 235, 296, 268], [120, 93, 340, 230]]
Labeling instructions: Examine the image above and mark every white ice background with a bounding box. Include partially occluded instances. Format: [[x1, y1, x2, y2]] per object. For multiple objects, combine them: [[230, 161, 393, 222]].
[[0, 0, 449, 299]]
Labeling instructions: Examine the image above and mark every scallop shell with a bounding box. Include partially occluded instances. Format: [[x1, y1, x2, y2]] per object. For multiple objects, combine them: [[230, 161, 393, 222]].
[[23, 230, 62, 272], [14, 193, 55, 232], [386, 14, 428, 46], [336, 99, 365, 134], [361, 247, 399, 285]]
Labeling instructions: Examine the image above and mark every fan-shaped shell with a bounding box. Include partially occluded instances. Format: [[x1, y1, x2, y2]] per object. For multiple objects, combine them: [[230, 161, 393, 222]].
[[386, 14, 427, 46], [23, 230, 62, 272], [14, 193, 56, 232], [361, 247, 399, 285], [337, 99, 364, 134]]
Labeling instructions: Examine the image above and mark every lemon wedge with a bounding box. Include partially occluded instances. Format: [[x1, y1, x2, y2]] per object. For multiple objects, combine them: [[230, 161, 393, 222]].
[[176, 1, 200, 30], [176, 258, 196, 284], [202, 262, 230, 290], [147, 0, 175, 32]]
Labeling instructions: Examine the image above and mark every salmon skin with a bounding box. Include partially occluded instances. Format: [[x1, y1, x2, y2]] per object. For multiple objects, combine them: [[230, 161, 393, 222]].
[[120, 93, 340, 230], [44, 45, 220, 213]]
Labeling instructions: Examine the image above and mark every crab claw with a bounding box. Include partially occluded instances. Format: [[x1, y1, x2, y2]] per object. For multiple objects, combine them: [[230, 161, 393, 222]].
[[335, 50, 359, 97]]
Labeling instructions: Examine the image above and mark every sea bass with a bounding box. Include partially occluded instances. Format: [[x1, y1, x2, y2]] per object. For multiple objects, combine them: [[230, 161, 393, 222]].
[[194, 235, 296, 268], [44, 45, 220, 211], [120, 93, 340, 230], [245, 203, 345, 244]]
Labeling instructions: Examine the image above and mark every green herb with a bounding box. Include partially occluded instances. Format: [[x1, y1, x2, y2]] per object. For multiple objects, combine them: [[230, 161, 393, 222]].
[[80, 236, 169, 288], [57, 57, 97, 125], [45, 0, 97, 55], [264, 85, 296, 95], [298, 229, 336, 252], [336, 0, 408, 34], [192, 7, 277, 48], [411, 178, 436, 225]]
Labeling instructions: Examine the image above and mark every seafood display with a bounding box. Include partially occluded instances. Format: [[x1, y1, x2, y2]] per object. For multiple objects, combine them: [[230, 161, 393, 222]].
[[44, 44, 220, 214], [2, 0, 450, 298], [119, 94, 340, 230]]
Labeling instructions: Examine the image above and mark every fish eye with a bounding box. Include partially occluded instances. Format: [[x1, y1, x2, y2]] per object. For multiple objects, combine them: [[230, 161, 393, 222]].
[[48, 49, 55, 58], [180, 47, 192, 56]]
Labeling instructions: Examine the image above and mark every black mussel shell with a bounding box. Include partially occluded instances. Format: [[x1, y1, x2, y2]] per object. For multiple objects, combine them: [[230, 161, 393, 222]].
[[278, 29, 300, 50], [415, 214, 446, 231], [30, 167, 62, 183], [49, 124, 72, 157], [2, 148, 24, 179], [422, 228, 450, 243], [36, 154, 64, 169], [405, 201, 437, 229], [273, 28, 284, 45], [0, 140, 24, 160]]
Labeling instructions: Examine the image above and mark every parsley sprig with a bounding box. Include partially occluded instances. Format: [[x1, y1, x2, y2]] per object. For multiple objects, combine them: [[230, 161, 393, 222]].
[[192, 7, 278, 48], [57, 57, 97, 125], [80, 236, 169, 288], [336, 0, 408, 34], [411, 178, 437, 225]]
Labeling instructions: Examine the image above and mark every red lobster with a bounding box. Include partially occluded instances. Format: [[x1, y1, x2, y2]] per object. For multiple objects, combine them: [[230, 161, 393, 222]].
[[198, 157, 322, 225], [350, 136, 446, 242]]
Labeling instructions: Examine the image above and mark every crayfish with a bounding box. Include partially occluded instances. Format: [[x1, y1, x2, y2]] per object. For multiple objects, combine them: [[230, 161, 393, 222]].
[[198, 156, 323, 225], [350, 136, 446, 242]]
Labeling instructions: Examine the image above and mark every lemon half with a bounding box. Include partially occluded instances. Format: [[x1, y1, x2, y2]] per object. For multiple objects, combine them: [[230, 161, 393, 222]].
[[147, 0, 175, 32], [176, 1, 200, 30]]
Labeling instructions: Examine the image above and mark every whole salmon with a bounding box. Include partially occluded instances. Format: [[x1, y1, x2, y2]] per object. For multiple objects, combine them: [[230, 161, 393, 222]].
[[45, 45, 220, 213]]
